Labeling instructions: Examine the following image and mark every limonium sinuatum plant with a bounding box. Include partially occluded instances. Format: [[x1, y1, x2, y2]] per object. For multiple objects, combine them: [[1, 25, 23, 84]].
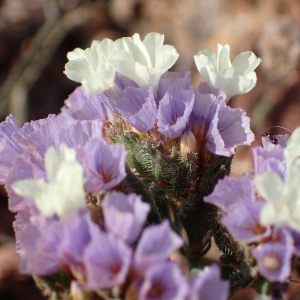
[[3, 32, 299, 300]]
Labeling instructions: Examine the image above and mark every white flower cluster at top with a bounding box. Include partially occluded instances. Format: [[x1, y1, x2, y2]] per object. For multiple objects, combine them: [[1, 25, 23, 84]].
[[64, 33, 179, 95], [64, 32, 261, 100]]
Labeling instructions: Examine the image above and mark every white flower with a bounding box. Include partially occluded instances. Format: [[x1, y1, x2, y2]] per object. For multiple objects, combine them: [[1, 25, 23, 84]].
[[194, 44, 262, 100], [113, 33, 179, 93], [256, 127, 300, 231], [64, 39, 118, 94], [64, 32, 179, 95], [12, 144, 86, 219]]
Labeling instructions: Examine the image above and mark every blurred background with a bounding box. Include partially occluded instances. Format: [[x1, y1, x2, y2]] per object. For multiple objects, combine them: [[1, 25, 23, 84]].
[[0, 0, 300, 299]]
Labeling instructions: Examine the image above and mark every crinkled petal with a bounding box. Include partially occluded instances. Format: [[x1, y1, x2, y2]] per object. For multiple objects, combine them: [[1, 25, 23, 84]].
[[206, 105, 254, 156], [204, 176, 255, 212], [134, 220, 183, 271], [82, 139, 127, 193], [102, 192, 150, 244], [157, 85, 194, 138], [158, 70, 192, 99], [139, 262, 188, 300], [222, 201, 271, 243], [84, 232, 132, 290], [188, 264, 229, 300]]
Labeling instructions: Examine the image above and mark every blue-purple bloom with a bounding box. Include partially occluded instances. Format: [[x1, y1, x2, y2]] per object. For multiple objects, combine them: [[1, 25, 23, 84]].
[[158, 70, 192, 98], [102, 192, 150, 244], [81, 138, 127, 193], [138, 262, 188, 300], [134, 220, 183, 271], [204, 176, 256, 212], [84, 232, 132, 290], [157, 83, 195, 138], [222, 201, 271, 243], [188, 89, 254, 156], [57, 86, 113, 127], [6, 154, 45, 212], [102, 73, 158, 132], [252, 138, 287, 179], [58, 210, 101, 280], [252, 236, 294, 282], [14, 207, 63, 275], [187, 264, 229, 300]]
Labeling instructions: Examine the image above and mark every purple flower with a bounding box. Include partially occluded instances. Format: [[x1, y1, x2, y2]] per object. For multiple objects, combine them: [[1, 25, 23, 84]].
[[187, 264, 229, 300], [14, 207, 64, 275], [59, 119, 103, 149], [252, 234, 294, 282], [84, 232, 132, 290], [0, 115, 23, 184], [197, 82, 227, 102], [158, 70, 192, 98], [6, 155, 45, 212], [138, 262, 188, 300], [81, 138, 127, 193], [134, 220, 183, 271], [102, 192, 150, 244], [204, 176, 255, 212], [188, 90, 254, 156], [222, 201, 271, 243], [58, 210, 101, 280], [252, 145, 286, 179], [0, 115, 57, 185], [157, 83, 195, 138], [102, 73, 158, 131], [14, 114, 61, 162], [116, 85, 158, 132], [57, 86, 113, 127]]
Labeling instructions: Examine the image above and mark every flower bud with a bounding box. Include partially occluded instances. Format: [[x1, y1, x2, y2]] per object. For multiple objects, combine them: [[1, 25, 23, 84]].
[[180, 127, 197, 154]]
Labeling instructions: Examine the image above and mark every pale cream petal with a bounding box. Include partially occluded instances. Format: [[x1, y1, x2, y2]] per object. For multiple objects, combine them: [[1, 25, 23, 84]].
[[260, 202, 277, 226], [217, 44, 231, 71], [64, 59, 91, 83], [45, 146, 60, 182], [143, 32, 165, 67], [256, 172, 284, 203], [285, 127, 300, 167], [223, 74, 256, 99], [194, 53, 217, 86], [214, 67, 234, 90], [12, 179, 46, 199], [67, 48, 86, 60], [232, 51, 261, 76], [194, 49, 217, 71]]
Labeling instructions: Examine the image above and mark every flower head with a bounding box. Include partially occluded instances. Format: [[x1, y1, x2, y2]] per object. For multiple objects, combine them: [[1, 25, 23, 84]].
[[194, 44, 261, 100]]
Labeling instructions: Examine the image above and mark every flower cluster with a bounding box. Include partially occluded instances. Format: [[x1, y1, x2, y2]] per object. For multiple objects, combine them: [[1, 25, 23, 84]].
[[0, 32, 267, 299], [205, 131, 300, 288]]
